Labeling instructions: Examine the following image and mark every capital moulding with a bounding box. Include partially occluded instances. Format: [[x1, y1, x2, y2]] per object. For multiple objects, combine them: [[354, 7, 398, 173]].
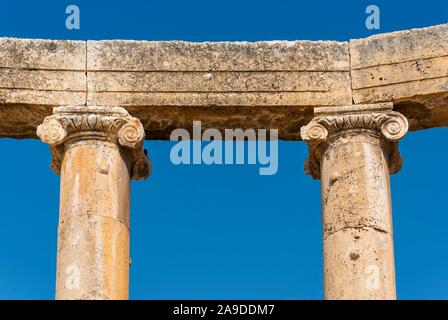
[[300, 103, 409, 179], [36, 105, 151, 180]]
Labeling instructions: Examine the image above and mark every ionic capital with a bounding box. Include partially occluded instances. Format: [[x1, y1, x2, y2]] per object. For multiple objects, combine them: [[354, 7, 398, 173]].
[[37, 106, 150, 180], [300, 103, 409, 179]]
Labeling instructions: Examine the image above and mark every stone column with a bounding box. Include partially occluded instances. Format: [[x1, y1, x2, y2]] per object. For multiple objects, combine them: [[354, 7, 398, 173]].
[[37, 106, 150, 300], [301, 103, 408, 300]]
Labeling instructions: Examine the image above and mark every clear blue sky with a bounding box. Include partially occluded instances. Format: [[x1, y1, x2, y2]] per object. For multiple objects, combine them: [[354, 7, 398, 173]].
[[0, 0, 447, 299]]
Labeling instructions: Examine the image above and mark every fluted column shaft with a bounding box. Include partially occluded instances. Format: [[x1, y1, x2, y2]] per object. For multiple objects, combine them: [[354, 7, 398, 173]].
[[37, 106, 150, 300], [301, 103, 408, 300]]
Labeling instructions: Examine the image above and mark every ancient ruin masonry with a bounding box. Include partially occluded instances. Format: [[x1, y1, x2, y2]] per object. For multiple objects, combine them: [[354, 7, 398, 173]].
[[1, 22, 447, 299]]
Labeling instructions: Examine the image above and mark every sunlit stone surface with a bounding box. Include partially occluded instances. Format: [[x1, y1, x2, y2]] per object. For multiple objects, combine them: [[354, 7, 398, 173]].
[[1, 23, 444, 300]]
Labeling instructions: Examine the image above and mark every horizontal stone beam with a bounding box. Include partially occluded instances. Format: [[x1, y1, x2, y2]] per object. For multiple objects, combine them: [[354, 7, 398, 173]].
[[350, 23, 448, 131], [1, 23, 447, 139]]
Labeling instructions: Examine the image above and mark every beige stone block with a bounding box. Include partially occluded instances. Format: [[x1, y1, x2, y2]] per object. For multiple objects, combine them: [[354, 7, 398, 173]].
[[351, 56, 448, 90], [1, 23, 448, 139], [0, 38, 87, 115], [87, 70, 348, 93], [350, 23, 448, 69], [353, 77, 448, 104], [88, 90, 351, 108], [0, 69, 86, 91], [0, 89, 86, 106], [350, 23, 448, 129], [0, 38, 86, 70], [87, 40, 349, 71]]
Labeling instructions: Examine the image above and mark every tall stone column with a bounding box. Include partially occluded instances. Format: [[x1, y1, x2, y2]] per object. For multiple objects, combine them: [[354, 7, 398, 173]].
[[301, 103, 408, 300], [37, 106, 150, 300]]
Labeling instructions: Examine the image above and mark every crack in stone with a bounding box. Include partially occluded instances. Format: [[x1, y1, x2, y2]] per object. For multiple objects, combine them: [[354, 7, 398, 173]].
[[324, 224, 389, 240]]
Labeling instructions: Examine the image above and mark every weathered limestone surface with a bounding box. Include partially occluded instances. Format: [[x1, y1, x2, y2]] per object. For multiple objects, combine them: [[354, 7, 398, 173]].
[[0, 38, 86, 103], [301, 103, 408, 299], [56, 141, 131, 300], [350, 24, 448, 130], [85, 40, 351, 141], [1, 24, 443, 301], [37, 106, 150, 299], [86, 40, 350, 109], [0, 23, 447, 139], [0, 38, 86, 137]]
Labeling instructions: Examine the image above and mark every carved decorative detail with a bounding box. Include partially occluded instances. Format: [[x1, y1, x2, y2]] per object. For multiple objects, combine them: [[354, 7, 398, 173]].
[[36, 118, 67, 145], [118, 119, 146, 149], [300, 103, 409, 179], [37, 106, 150, 180], [300, 122, 328, 142], [380, 113, 408, 141]]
